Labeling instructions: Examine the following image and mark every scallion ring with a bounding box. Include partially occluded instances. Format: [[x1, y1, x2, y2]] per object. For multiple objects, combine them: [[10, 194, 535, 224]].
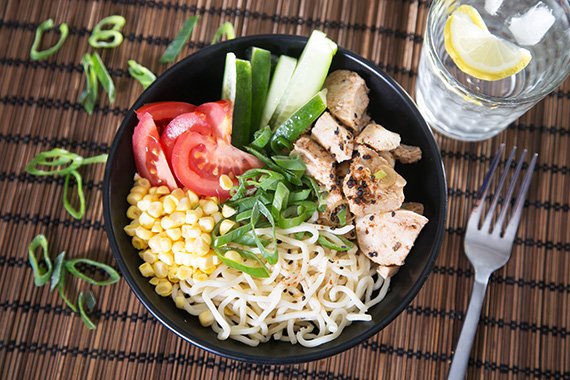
[[64, 258, 120, 286], [57, 266, 78, 313], [211, 22, 236, 44], [50, 251, 66, 292], [30, 19, 69, 61], [91, 52, 116, 103], [63, 170, 86, 219], [127, 60, 156, 89], [79, 53, 99, 115], [88, 15, 126, 48], [28, 234, 52, 286], [160, 16, 200, 63], [25, 148, 83, 176], [78, 291, 97, 329]]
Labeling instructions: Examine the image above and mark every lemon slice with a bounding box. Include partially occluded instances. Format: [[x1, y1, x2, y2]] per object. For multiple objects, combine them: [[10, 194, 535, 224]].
[[444, 4, 532, 81]]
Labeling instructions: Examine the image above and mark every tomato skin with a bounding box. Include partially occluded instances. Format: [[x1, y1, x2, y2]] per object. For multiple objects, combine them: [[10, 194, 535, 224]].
[[196, 100, 233, 143], [132, 112, 178, 189], [171, 131, 262, 200], [135, 102, 196, 122], [160, 111, 211, 161]]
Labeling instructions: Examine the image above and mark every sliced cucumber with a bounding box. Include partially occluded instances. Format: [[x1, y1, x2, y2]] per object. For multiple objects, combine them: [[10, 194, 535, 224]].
[[270, 90, 327, 153], [270, 31, 337, 128], [231, 58, 253, 148], [250, 47, 272, 133], [259, 55, 297, 130], [221, 52, 236, 101]]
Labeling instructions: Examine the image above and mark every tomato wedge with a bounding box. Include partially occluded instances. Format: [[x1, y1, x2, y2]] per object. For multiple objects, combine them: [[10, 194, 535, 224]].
[[136, 101, 196, 122], [132, 112, 178, 189], [195, 100, 233, 143], [160, 111, 211, 161], [171, 131, 262, 200]]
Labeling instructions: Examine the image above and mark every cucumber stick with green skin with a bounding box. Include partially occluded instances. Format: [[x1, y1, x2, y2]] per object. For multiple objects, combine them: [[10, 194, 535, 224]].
[[231, 58, 253, 148], [270, 31, 337, 128], [270, 90, 327, 153], [259, 55, 297, 130], [250, 47, 272, 133]]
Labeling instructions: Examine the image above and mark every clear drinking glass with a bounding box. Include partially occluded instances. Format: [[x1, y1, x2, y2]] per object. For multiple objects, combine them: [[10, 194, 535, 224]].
[[415, 0, 570, 141]]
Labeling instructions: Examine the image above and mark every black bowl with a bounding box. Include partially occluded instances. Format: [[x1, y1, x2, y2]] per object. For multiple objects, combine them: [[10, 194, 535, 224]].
[[103, 34, 447, 364]]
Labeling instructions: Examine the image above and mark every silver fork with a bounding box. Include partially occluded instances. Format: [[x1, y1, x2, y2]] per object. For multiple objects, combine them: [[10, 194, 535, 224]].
[[447, 144, 538, 380]]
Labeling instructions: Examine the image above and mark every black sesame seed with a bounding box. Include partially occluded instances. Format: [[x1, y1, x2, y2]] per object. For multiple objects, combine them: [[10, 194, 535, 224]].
[[362, 154, 371, 160], [369, 215, 375, 221], [334, 127, 340, 135]]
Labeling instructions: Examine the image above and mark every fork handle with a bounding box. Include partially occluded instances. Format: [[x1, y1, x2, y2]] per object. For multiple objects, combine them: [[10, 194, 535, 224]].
[[448, 278, 489, 380]]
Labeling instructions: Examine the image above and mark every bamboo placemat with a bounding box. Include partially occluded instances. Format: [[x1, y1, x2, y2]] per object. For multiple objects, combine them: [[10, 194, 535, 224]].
[[0, 0, 568, 379]]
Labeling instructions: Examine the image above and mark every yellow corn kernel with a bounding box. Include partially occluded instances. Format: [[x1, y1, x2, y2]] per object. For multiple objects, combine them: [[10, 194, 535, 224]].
[[167, 267, 179, 283], [176, 197, 191, 211], [202, 265, 217, 275], [138, 250, 145, 260], [177, 266, 193, 280], [193, 238, 210, 256], [124, 223, 138, 237], [172, 241, 185, 253], [174, 295, 186, 309], [151, 221, 163, 233], [132, 236, 148, 250], [224, 250, 242, 263], [163, 195, 178, 214], [200, 232, 212, 246], [198, 310, 214, 327], [158, 251, 174, 266], [181, 225, 201, 239], [137, 198, 152, 212], [185, 209, 203, 225], [148, 187, 157, 195], [211, 254, 220, 266], [219, 219, 236, 235], [171, 188, 186, 200], [170, 211, 186, 228], [186, 190, 199, 206], [149, 277, 160, 285], [202, 200, 219, 215], [147, 202, 164, 218], [165, 227, 182, 241], [156, 185, 170, 195], [174, 252, 192, 266], [219, 174, 234, 191], [139, 262, 154, 277], [126, 205, 142, 220], [153, 261, 169, 278], [135, 226, 153, 241], [193, 272, 208, 282], [130, 185, 148, 195], [155, 280, 173, 296], [211, 211, 223, 224], [138, 212, 155, 229], [127, 192, 143, 205], [198, 216, 215, 233], [221, 205, 236, 218], [136, 177, 151, 189], [149, 236, 172, 253], [160, 216, 173, 231], [142, 250, 158, 264]]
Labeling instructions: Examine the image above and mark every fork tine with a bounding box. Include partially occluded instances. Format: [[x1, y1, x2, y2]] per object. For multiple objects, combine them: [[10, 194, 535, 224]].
[[470, 144, 505, 223], [504, 153, 538, 237], [481, 147, 517, 231], [493, 149, 527, 234]]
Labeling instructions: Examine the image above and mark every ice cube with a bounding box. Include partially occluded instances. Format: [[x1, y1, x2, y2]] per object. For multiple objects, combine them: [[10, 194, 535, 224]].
[[508, 2, 555, 46], [485, 0, 503, 15]]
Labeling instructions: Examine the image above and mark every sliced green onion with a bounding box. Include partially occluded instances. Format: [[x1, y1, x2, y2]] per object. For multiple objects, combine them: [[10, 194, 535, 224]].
[[336, 205, 348, 227], [80, 154, 108, 166], [289, 189, 311, 202], [78, 291, 97, 329], [57, 266, 77, 312], [88, 15, 126, 48], [213, 246, 269, 278], [211, 22, 236, 44], [160, 16, 200, 63], [374, 169, 387, 180], [79, 53, 98, 115], [25, 148, 83, 176], [212, 224, 252, 248], [250, 201, 278, 264], [63, 170, 85, 220], [317, 233, 353, 252], [272, 155, 307, 171], [64, 258, 120, 286], [272, 182, 289, 212], [91, 52, 116, 103], [277, 201, 317, 229], [127, 60, 156, 89], [50, 251, 66, 292], [28, 234, 52, 286], [30, 19, 69, 61], [250, 125, 272, 149]]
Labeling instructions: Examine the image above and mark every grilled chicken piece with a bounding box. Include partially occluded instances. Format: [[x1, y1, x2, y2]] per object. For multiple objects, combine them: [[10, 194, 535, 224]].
[[312, 112, 354, 163], [356, 122, 401, 152], [292, 136, 336, 190], [401, 202, 425, 215], [318, 188, 353, 227], [392, 144, 422, 164], [376, 265, 400, 279], [355, 144, 394, 171], [342, 156, 406, 216], [356, 210, 428, 266], [324, 70, 369, 132]]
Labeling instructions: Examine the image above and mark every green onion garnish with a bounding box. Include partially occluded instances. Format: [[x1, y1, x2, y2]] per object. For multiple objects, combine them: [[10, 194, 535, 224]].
[[78, 291, 97, 329], [63, 170, 85, 219], [211, 22, 236, 44], [25, 148, 83, 176], [160, 16, 200, 63], [250, 125, 272, 149], [213, 246, 270, 278], [88, 15, 126, 48], [128, 60, 156, 89], [317, 233, 353, 252], [28, 234, 52, 286], [30, 19, 69, 61], [57, 266, 78, 313], [336, 205, 347, 227], [79, 53, 98, 115], [90, 52, 116, 103], [64, 258, 121, 286], [50, 251, 66, 292]]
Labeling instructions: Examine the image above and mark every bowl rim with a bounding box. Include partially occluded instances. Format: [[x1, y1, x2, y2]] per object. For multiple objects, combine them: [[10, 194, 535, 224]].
[[103, 34, 447, 365]]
